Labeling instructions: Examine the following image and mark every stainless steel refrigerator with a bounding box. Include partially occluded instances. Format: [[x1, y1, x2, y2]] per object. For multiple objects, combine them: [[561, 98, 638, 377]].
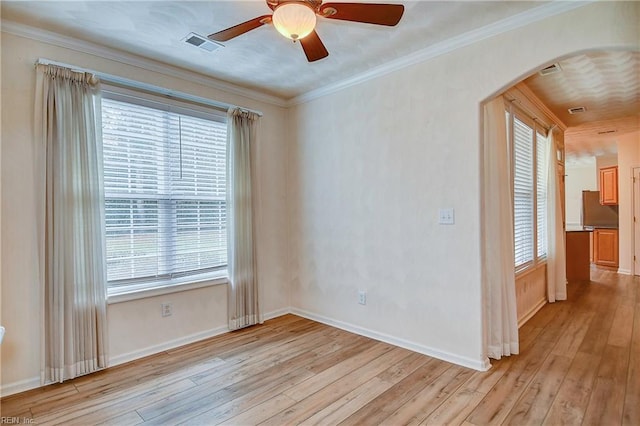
[[581, 190, 618, 228]]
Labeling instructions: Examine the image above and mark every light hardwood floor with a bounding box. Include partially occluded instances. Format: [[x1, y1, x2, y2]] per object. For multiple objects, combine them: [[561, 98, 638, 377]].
[[1, 268, 638, 425]]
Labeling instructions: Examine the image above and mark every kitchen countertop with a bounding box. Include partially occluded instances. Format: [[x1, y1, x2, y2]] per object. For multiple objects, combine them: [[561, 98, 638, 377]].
[[566, 226, 618, 232], [566, 226, 592, 232]]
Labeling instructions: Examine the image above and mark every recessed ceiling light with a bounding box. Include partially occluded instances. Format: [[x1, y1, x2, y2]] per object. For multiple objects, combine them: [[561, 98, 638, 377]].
[[539, 63, 562, 76], [568, 106, 586, 114], [183, 33, 223, 52]]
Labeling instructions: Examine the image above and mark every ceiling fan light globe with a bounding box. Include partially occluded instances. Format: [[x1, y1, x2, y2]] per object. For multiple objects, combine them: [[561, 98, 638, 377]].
[[272, 2, 316, 41]]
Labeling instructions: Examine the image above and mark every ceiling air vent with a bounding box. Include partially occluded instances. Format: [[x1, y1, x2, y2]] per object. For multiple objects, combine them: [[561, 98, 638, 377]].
[[597, 129, 617, 135], [183, 33, 223, 52], [568, 106, 587, 114], [539, 63, 562, 76]]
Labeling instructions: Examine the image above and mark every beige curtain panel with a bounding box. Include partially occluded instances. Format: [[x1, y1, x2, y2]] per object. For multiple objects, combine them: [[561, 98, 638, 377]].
[[227, 108, 261, 331], [546, 130, 567, 302], [35, 64, 108, 383], [482, 96, 519, 360]]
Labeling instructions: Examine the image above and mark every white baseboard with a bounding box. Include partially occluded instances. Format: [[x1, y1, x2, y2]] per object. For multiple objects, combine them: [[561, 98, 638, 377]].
[[617, 268, 631, 275], [0, 326, 233, 397], [108, 325, 230, 367], [290, 308, 491, 372], [0, 376, 41, 397], [518, 298, 547, 328], [0, 308, 292, 397], [262, 307, 291, 321], [0, 306, 495, 396], [110, 307, 291, 367], [109, 308, 291, 367]]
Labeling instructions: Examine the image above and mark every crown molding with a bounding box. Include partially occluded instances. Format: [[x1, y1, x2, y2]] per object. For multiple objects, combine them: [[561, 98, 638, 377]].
[[287, 1, 593, 106], [1, 20, 289, 108], [2, 1, 592, 109]]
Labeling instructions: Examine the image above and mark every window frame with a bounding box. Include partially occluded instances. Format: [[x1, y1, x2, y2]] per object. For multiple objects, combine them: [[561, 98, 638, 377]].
[[507, 103, 549, 276], [101, 85, 229, 299]]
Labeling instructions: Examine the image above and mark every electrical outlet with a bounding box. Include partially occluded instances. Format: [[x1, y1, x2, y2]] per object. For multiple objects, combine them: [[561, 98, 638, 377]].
[[161, 303, 173, 317], [438, 208, 455, 225], [358, 290, 367, 305]]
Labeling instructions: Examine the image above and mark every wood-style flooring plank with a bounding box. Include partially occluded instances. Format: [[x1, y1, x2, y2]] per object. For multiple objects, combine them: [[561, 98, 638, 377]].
[[607, 302, 635, 348], [543, 350, 601, 425], [0, 382, 78, 417], [301, 377, 389, 426], [138, 330, 338, 424], [578, 292, 617, 356], [219, 394, 298, 425], [337, 359, 452, 425], [1, 269, 638, 426], [582, 344, 630, 426], [96, 410, 144, 426], [422, 388, 485, 426], [518, 325, 544, 352], [30, 356, 225, 418], [623, 302, 640, 425], [178, 365, 316, 425], [458, 357, 516, 396], [260, 345, 410, 425], [34, 378, 196, 426], [465, 338, 555, 425], [502, 353, 572, 425], [380, 365, 473, 425], [144, 335, 342, 424], [281, 342, 396, 403], [550, 309, 595, 358]]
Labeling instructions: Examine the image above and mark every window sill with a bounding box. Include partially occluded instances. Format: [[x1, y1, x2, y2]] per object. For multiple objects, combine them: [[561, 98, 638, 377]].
[[107, 272, 228, 304], [515, 260, 547, 279]]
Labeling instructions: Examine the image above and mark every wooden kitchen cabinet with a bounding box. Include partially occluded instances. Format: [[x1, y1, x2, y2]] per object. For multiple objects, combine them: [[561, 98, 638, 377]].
[[599, 166, 618, 205], [593, 228, 618, 268]]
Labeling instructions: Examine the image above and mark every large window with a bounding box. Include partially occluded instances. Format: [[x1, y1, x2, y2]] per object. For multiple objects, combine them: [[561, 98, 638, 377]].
[[510, 108, 548, 272], [102, 92, 227, 292]]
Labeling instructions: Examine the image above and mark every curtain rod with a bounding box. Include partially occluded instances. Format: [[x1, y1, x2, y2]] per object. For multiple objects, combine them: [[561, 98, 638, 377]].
[[35, 58, 263, 117], [507, 96, 550, 132]]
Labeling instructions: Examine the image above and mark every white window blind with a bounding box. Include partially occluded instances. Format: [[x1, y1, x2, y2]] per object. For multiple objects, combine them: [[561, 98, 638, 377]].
[[536, 132, 548, 259], [102, 96, 227, 288], [513, 116, 534, 269]]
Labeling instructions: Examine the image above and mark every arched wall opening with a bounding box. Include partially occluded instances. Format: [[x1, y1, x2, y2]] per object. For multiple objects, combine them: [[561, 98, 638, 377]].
[[480, 46, 639, 364]]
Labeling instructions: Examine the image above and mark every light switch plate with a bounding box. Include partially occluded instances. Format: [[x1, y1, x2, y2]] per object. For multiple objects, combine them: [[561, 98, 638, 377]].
[[439, 208, 455, 225]]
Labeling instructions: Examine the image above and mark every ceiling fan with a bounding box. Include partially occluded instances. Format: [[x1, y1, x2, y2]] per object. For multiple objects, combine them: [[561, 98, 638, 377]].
[[207, 0, 405, 62]]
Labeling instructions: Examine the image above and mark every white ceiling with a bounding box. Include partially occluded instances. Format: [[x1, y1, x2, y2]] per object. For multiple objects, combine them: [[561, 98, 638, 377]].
[[2, 1, 638, 165], [524, 51, 640, 128], [523, 51, 640, 166], [2, 0, 546, 99]]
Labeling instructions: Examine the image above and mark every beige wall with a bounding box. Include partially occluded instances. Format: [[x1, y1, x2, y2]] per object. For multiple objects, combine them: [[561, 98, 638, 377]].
[[287, 1, 639, 369], [1, 32, 290, 392], [1, 0, 638, 394]]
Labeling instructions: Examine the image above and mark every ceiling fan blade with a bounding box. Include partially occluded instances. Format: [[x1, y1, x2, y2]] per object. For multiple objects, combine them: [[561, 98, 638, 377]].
[[299, 30, 329, 62], [320, 3, 404, 26], [208, 15, 272, 42]]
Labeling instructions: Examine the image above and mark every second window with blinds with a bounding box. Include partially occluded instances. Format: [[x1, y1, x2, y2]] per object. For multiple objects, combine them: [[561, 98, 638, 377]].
[[102, 90, 228, 295], [510, 108, 549, 273]]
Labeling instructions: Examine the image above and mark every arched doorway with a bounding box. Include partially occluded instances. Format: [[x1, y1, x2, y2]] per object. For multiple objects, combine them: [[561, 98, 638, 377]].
[[481, 48, 640, 363]]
